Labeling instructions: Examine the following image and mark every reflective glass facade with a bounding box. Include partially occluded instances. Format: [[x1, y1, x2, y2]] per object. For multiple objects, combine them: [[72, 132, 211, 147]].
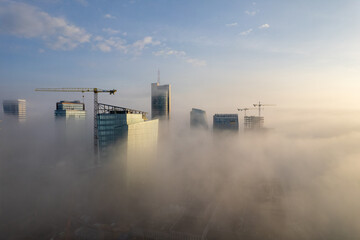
[[213, 114, 239, 131], [190, 108, 208, 129], [97, 111, 159, 185], [151, 83, 171, 120]]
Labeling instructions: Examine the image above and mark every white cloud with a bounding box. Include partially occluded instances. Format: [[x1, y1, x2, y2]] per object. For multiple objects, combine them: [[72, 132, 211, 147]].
[[97, 43, 112, 52], [0, 2, 174, 57], [186, 58, 207, 67], [93, 35, 104, 41], [94, 36, 128, 53], [94, 36, 161, 54], [133, 36, 160, 52], [0, 1, 91, 50], [153, 49, 186, 57], [226, 22, 238, 27], [102, 28, 119, 35], [239, 28, 253, 36], [259, 23, 270, 29], [104, 14, 116, 19], [153, 47, 206, 67], [245, 10, 257, 16]]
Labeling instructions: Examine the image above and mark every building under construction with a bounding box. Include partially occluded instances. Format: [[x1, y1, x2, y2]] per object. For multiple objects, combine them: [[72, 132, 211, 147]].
[[244, 116, 264, 130]]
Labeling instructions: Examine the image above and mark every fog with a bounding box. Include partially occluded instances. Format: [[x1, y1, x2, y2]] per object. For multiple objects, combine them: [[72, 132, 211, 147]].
[[1, 108, 360, 239]]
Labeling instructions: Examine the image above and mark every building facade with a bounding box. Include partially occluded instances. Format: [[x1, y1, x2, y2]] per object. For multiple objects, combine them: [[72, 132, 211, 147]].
[[97, 103, 159, 185], [151, 82, 171, 120], [2, 99, 26, 122], [244, 116, 264, 130], [213, 114, 239, 131], [54, 100, 86, 119], [190, 108, 208, 129]]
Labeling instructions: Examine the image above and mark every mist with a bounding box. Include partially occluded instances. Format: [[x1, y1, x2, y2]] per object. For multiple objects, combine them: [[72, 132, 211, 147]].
[[1, 107, 360, 239]]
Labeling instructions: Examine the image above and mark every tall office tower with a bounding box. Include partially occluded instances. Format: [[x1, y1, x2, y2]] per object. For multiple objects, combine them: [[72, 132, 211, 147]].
[[213, 114, 239, 131], [54, 100, 86, 120], [190, 108, 208, 129], [244, 116, 264, 130], [151, 82, 171, 120], [2, 99, 26, 122], [97, 103, 159, 185]]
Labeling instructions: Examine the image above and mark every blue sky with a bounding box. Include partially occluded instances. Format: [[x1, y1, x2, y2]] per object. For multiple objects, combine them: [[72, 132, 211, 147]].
[[1, 0, 360, 114]]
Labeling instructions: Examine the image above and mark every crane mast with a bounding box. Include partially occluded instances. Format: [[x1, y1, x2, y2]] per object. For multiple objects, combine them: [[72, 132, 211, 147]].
[[253, 101, 276, 117], [237, 107, 256, 116], [35, 88, 117, 162]]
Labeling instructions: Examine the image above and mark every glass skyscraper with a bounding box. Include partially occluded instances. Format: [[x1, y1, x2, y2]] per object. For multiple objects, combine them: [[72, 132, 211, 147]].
[[97, 103, 159, 185], [151, 82, 171, 120], [190, 108, 208, 129]]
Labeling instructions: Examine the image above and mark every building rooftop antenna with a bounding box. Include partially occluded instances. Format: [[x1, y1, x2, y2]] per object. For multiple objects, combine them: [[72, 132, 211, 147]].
[[157, 69, 160, 85]]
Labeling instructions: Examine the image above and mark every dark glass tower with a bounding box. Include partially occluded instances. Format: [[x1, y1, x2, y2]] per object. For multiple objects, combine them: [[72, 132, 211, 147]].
[[151, 82, 171, 120]]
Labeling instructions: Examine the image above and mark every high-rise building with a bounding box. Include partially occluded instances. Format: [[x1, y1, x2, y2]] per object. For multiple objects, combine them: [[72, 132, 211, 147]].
[[244, 116, 264, 130], [2, 99, 26, 122], [97, 103, 159, 185], [213, 114, 239, 131], [54, 100, 86, 119], [190, 108, 208, 129], [151, 82, 171, 120]]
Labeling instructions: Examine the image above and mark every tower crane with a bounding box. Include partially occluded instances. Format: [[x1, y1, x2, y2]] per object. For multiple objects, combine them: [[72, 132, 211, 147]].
[[253, 101, 276, 117], [237, 107, 257, 116], [35, 88, 117, 159]]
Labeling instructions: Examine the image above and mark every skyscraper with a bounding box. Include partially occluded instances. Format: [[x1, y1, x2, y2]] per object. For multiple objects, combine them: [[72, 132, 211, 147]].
[[213, 114, 239, 131], [54, 100, 86, 119], [97, 103, 159, 185], [2, 99, 26, 122], [190, 108, 208, 129], [151, 82, 171, 120]]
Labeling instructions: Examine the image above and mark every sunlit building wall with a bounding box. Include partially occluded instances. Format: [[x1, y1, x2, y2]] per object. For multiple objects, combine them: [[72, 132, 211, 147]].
[[97, 104, 158, 185]]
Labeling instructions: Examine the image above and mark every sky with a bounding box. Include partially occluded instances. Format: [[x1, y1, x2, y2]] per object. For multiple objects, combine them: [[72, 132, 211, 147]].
[[1, 0, 360, 115]]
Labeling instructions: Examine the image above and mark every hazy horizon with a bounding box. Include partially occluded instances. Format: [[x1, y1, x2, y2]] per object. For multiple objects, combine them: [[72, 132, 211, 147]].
[[1, 1, 360, 239]]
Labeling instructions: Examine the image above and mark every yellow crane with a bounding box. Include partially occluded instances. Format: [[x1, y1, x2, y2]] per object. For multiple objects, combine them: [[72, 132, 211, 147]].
[[35, 88, 117, 159], [253, 101, 276, 117]]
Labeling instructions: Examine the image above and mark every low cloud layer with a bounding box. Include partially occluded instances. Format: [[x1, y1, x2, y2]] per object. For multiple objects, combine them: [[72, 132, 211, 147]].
[[1, 109, 360, 238]]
